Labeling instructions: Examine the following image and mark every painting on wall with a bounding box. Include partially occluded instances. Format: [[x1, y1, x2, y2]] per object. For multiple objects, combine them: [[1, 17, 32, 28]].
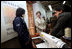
[[3, 5, 16, 35], [3, 6, 16, 25]]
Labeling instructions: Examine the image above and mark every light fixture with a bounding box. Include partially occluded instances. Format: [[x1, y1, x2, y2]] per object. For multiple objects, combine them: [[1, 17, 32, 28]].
[[63, 1, 66, 4], [48, 5, 52, 11]]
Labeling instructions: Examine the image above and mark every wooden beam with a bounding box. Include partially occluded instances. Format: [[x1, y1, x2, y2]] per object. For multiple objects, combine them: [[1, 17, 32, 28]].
[[26, 2, 35, 36]]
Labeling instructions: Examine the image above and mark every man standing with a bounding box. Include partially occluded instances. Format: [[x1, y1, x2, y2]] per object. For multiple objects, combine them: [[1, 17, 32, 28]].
[[50, 5, 71, 38]]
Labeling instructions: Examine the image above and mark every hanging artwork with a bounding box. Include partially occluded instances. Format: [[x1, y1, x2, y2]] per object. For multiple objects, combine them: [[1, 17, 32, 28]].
[[3, 5, 16, 35], [3, 6, 16, 24]]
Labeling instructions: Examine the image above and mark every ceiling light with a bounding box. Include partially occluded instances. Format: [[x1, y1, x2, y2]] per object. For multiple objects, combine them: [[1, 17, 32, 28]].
[[63, 1, 66, 4], [48, 5, 52, 11]]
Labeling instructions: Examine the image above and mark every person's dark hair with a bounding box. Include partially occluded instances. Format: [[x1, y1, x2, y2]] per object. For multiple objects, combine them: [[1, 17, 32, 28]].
[[16, 8, 25, 17], [55, 5, 71, 12], [36, 11, 41, 15], [52, 12, 56, 15], [43, 16, 45, 18], [62, 5, 71, 12], [54, 5, 64, 12]]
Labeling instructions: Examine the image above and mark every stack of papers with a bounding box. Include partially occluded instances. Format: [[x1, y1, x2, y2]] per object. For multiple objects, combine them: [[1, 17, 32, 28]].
[[36, 43, 49, 48]]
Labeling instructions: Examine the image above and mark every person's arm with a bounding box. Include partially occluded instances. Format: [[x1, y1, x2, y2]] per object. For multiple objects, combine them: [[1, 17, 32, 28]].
[[51, 21, 63, 36], [35, 20, 42, 30], [15, 18, 23, 36], [32, 41, 37, 48], [43, 20, 46, 32], [56, 29, 64, 38]]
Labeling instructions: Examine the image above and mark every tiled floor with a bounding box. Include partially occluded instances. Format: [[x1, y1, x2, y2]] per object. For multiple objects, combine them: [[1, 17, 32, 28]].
[[1, 37, 21, 48]]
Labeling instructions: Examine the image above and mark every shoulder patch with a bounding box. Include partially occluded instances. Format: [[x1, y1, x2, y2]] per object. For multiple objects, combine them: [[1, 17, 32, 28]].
[[16, 24, 20, 26]]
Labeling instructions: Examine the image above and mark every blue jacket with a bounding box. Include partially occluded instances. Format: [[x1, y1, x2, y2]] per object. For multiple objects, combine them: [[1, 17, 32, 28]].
[[13, 17, 30, 42]]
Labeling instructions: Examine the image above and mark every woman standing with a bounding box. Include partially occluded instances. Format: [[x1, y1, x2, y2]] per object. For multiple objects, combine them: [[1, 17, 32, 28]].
[[35, 11, 46, 33]]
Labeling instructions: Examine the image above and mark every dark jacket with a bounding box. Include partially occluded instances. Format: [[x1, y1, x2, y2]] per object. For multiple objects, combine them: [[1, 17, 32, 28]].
[[51, 12, 71, 38], [13, 17, 33, 48]]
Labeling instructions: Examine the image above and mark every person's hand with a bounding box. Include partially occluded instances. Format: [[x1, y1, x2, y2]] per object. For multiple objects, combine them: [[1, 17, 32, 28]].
[[46, 23, 47, 25], [35, 33, 40, 36], [49, 31, 52, 35], [25, 41, 29, 45], [48, 24, 51, 27], [49, 33, 51, 35], [43, 29, 46, 32], [32, 41, 37, 48]]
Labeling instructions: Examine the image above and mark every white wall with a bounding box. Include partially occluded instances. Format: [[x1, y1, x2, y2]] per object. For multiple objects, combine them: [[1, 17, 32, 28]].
[[1, 1, 28, 43], [46, 9, 55, 20], [46, 11, 52, 20], [32, 1, 46, 24]]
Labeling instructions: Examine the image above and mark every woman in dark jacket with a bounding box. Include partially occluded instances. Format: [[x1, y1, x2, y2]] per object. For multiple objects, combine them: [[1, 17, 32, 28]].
[[13, 8, 33, 48]]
